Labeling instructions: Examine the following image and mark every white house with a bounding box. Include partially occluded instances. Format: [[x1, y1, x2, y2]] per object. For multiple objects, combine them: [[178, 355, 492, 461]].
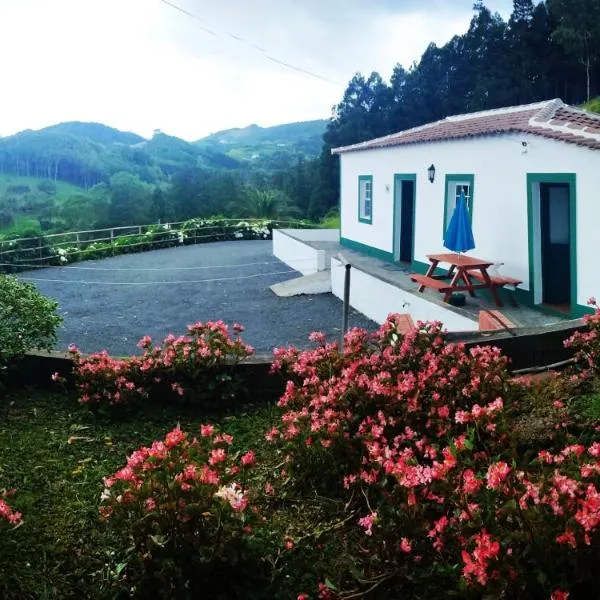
[[332, 99, 600, 318]]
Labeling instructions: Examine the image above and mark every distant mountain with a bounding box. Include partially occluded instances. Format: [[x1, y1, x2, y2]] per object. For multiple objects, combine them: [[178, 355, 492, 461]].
[[37, 121, 145, 146], [0, 118, 328, 190], [195, 119, 328, 167]]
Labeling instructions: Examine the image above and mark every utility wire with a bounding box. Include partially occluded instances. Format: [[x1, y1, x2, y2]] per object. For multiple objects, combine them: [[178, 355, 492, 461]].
[[0, 257, 319, 272], [19, 270, 297, 286], [157, 0, 344, 87]]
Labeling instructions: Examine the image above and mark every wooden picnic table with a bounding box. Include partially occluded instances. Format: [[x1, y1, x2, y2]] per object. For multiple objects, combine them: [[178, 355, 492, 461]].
[[410, 252, 504, 307]]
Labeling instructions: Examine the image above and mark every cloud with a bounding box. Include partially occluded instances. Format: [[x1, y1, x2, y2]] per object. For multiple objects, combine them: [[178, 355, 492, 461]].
[[0, 0, 514, 140]]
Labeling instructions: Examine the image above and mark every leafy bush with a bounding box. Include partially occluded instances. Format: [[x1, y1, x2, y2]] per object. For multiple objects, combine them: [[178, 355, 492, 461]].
[[269, 317, 600, 598], [0, 491, 22, 528], [0, 275, 62, 366], [69, 321, 254, 409], [565, 298, 600, 376], [100, 424, 259, 597]]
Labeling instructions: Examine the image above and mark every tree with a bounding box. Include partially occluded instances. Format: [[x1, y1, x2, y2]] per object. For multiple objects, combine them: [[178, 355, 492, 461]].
[[59, 195, 95, 231], [107, 172, 154, 226], [229, 187, 300, 219], [548, 0, 600, 101]]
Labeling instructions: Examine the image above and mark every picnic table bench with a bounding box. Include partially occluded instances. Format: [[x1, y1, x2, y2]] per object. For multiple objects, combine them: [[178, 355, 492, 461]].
[[410, 253, 520, 307]]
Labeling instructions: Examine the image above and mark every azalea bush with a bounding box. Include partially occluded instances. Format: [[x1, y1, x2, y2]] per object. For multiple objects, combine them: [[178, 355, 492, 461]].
[[268, 317, 600, 599], [69, 321, 254, 408], [565, 298, 600, 376], [0, 275, 62, 367], [0, 491, 22, 529], [100, 423, 261, 597]]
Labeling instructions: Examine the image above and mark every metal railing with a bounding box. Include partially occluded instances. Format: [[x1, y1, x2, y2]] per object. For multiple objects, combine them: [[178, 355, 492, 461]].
[[0, 218, 314, 272]]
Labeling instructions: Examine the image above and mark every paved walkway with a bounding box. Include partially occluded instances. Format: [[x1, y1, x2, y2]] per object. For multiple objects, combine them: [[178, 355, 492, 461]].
[[19, 241, 376, 356]]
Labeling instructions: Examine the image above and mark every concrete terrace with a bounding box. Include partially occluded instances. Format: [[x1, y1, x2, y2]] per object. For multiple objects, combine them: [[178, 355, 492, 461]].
[[300, 238, 568, 330]]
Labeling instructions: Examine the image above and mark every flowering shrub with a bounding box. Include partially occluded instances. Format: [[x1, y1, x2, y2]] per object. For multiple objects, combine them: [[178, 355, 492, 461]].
[[0, 218, 313, 273], [565, 298, 600, 376], [269, 316, 600, 598], [101, 424, 259, 597], [69, 321, 254, 408], [0, 275, 62, 367], [0, 492, 22, 528]]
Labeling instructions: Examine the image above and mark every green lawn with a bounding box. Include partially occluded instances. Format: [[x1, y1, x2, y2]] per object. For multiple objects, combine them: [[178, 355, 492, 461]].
[[0, 175, 87, 236], [0, 174, 84, 204], [0, 387, 281, 599]]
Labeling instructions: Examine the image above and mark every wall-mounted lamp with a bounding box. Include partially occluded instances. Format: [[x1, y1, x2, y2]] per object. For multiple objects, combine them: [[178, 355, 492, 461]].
[[521, 140, 528, 154], [427, 164, 436, 183]]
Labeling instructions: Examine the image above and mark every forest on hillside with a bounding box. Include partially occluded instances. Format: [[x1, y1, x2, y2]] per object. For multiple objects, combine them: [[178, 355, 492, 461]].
[[309, 0, 600, 217], [1, 0, 600, 237]]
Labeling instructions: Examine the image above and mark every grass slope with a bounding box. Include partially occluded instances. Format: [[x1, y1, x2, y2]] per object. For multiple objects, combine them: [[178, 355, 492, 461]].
[[0, 174, 84, 203], [0, 387, 279, 599]]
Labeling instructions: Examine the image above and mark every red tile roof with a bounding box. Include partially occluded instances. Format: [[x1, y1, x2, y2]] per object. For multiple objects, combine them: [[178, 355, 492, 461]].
[[331, 99, 600, 154]]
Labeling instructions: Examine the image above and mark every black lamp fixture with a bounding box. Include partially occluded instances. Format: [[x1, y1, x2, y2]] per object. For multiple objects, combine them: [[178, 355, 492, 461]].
[[427, 164, 436, 183]]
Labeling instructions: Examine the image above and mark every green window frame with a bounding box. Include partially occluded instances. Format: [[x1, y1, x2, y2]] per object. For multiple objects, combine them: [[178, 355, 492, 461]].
[[358, 175, 373, 224], [443, 174, 474, 235]]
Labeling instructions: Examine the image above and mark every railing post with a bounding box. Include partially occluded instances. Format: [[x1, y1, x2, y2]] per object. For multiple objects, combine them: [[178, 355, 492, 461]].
[[342, 263, 351, 349]]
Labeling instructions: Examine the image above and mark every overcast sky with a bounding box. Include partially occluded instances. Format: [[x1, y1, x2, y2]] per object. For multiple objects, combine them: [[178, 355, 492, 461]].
[[0, 0, 514, 141]]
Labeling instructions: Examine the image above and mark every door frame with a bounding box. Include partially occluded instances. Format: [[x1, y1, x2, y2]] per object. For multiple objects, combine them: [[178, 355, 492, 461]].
[[392, 173, 417, 264], [527, 173, 577, 313]]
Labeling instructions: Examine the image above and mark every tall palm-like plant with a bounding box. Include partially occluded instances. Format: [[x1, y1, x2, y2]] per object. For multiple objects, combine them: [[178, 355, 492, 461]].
[[228, 187, 301, 219]]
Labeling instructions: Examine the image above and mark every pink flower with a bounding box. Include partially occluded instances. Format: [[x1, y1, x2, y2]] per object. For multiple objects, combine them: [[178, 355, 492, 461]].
[[209, 448, 227, 465], [284, 537, 294, 550], [308, 331, 326, 344], [400, 537, 412, 553], [551, 591, 570, 600], [200, 424, 214, 437], [145, 498, 157, 512], [137, 335, 153, 349], [51, 372, 60, 382], [486, 461, 511, 490], [357, 512, 377, 536], [165, 425, 186, 448], [240, 451, 256, 467]]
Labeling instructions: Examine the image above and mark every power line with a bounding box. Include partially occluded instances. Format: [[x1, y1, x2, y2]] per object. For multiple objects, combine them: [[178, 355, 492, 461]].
[[19, 269, 297, 286], [157, 0, 344, 87], [0, 257, 318, 272]]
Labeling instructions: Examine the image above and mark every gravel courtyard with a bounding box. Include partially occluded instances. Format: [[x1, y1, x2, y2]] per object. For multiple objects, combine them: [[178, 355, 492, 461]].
[[20, 240, 376, 355]]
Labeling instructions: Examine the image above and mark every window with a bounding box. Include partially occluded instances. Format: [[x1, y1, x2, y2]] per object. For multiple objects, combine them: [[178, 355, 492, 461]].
[[444, 175, 474, 233], [358, 175, 373, 224]]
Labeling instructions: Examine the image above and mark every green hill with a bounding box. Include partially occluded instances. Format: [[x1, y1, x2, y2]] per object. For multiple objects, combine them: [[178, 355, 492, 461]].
[[195, 119, 328, 168], [37, 121, 145, 146]]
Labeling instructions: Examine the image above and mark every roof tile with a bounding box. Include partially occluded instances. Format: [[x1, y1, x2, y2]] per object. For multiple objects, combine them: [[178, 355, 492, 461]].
[[332, 100, 600, 154]]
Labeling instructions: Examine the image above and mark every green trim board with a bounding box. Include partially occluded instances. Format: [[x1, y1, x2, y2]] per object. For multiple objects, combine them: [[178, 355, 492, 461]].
[[392, 174, 417, 264], [340, 236, 394, 262], [443, 174, 475, 237], [358, 175, 373, 224], [526, 173, 579, 317]]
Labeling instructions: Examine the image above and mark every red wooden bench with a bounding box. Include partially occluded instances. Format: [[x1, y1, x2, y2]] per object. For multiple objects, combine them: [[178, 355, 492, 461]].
[[468, 271, 522, 288], [410, 274, 453, 293], [467, 272, 522, 306]]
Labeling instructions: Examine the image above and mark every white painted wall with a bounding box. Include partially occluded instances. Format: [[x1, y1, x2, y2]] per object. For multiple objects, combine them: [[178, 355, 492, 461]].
[[273, 229, 330, 275], [279, 228, 340, 243], [331, 257, 478, 330], [339, 133, 600, 307]]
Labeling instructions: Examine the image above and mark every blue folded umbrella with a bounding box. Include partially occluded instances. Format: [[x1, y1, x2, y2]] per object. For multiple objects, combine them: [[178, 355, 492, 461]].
[[444, 190, 475, 253]]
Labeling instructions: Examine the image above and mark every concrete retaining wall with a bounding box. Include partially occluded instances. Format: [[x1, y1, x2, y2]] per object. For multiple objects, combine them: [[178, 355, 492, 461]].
[[4, 317, 586, 395], [331, 256, 478, 331], [272, 229, 339, 275]]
